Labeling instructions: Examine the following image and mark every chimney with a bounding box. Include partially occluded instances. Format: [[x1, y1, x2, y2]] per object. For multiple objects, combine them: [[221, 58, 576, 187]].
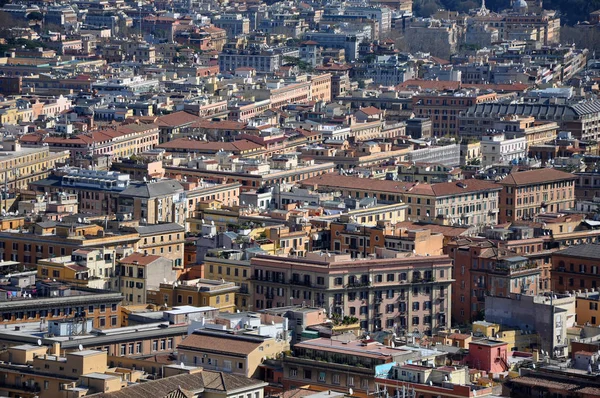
[[51, 342, 61, 356]]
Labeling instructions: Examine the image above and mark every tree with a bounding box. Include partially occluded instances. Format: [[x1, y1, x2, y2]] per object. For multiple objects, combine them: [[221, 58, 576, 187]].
[[26, 11, 43, 21]]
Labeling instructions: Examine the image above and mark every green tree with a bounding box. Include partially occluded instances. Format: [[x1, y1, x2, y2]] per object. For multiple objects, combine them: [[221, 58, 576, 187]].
[[27, 11, 43, 21]]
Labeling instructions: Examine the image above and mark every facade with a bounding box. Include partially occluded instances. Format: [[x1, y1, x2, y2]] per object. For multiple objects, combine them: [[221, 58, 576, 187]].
[[480, 133, 527, 167], [178, 329, 289, 378], [497, 168, 577, 223], [552, 244, 600, 293], [448, 241, 541, 324], [250, 251, 453, 335], [150, 278, 239, 312], [116, 252, 179, 305], [412, 91, 497, 137], [485, 293, 575, 358]]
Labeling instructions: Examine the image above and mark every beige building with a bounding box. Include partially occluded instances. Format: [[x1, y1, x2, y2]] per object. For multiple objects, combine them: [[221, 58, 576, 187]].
[[178, 329, 289, 378], [251, 251, 453, 334], [0, 345, 132, 398], [116, 252, 179, 305], [0, 139, 69, 193]]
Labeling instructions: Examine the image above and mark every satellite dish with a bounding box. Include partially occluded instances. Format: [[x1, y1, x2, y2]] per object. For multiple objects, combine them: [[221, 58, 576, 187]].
[[211, 221, 215, 226], [180, 362, 185, 368], [37, 339, 42, 346], [349, 389, 354, 396], [163, 278, 167, 283], [14, 210, 18, 216], [143, 177, 147, 182], [78, 344, 83, 351], [77, 217, 82, 224]]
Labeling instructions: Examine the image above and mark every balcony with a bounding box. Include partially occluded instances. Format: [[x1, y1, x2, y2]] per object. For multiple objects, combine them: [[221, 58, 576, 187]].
[[290, 279, 313, 287], [345, 282, 371, 289]]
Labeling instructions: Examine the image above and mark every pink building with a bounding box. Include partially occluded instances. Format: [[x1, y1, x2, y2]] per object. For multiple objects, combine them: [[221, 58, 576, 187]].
[[466, 339, 509, 374]]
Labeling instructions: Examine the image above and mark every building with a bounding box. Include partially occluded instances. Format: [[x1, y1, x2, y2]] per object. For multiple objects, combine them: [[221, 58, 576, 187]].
[[0, 139, 69, 194], [485, 293, 576, 358], [37, 248, 117, 290], [480, 133, 527, 167], [283, 337, 416, 395], [251, 251, 453, 334], [552, 244, 600, 293], [466, 339, 509, 373], [89, 369, 267, 398], [459, 101, 600, 141], [116, 252, 179, 305], [178, 328, 289, 378], [212, 14, 250, 38], [448, 241, 541, 324], [149, 278, 239, 312], [117, 180, 185, 225], [497, 168, 577, 223], [412, 90, 497, 137], [0, 281, 122, 329]]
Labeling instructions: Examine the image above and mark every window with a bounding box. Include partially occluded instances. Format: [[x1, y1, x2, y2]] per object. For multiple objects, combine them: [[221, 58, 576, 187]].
[[318, 372, 326, 382], [289, 368, 298, 377], [332, 374, 340, 384], [387, 274, 394, 282], [347, 376, 354, 386], [304, 370, 312, 380], [152, 340, 158, 351]]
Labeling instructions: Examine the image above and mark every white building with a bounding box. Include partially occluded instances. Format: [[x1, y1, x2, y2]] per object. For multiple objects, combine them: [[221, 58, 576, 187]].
[[481, 133, 527, 167]]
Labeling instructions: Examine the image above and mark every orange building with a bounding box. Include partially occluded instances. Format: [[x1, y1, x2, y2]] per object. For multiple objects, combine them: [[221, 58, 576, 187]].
[[498, 168, 577, 223]]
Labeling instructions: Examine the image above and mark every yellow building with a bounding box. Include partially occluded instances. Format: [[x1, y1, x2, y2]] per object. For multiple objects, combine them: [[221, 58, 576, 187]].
[[472, 321, 539, 352], [0, 139, 70, 192], [203, 257, 251, 311], [0, 344, 135, 398], [37, 248, 117, 290], [178, 329, 289, 378], [151, 278, 239, 312], [575, 292, 600, 327]]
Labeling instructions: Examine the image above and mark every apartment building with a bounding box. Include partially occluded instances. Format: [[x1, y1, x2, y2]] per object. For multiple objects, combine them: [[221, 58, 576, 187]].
[[37, 248, 117, 290], [116, 252, 178, 305], [497, 168, 576, 223], [283, 338, 415, 395], [329, 221, 444, 257], [0, 281, 122, 329], [178, 329, 288, 378], [0, 139, 69, 192], [447, 241, 541, 324], [30, 168, 131, 216], [251, 251, 453, 334], [480, 133, 527, 167], [552, 244, 600, 293], [150, 278, 239, 312], [21, 123, 159, 160], [412, 90, 497, 137], [133, 223, 185, 266], [212, 14, 250, 38], [459, 101, 600, 141], [117, 180, 185, 225], [302, 174, 500, 227], [203, 257, 252, 310], [0, 346, 121, 398]]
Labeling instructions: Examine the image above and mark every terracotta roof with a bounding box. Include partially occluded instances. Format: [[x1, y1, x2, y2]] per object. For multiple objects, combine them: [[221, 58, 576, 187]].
[[301, 173, 434, 195], [393, 221, 469, 237], [157, 111, 202, 127], [178, 332, 262, 356], [118, 252, 163, 266], [356, 106, 382, 116], [90, 370, 265, 398], [157, 138, 263, 153], [397, 79, 530, 92], [430, 179, 501, 197], [192, 120, 247, 130], [498, 168, 576, 186]]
